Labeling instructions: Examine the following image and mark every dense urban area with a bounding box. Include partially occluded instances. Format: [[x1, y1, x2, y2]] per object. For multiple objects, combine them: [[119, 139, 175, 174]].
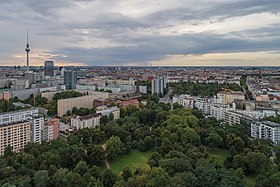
[[0, 64, 280, 187]]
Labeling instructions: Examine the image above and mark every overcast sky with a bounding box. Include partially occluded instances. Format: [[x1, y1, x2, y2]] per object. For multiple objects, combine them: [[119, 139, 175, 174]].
[[1, 0, 280, 66]]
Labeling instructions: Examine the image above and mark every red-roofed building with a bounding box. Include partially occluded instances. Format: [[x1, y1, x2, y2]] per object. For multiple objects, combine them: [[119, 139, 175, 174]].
[[119, 99, 140, 108]]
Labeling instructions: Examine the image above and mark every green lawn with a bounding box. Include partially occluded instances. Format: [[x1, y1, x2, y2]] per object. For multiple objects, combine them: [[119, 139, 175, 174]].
[[109, 149, 154, 173], [208, 147, 230, 166], [245, 175, 256, 187]]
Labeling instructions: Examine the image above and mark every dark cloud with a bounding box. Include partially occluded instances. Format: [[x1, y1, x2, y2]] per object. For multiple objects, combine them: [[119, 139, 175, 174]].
[[0, 0, 280, 65]]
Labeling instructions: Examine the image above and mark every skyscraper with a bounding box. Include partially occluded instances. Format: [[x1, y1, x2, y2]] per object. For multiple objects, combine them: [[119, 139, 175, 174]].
[[152, 77, 167, 95], [25, 29, 30, 71], [64, 70, 77, 89], [44, 61, 54, 76]]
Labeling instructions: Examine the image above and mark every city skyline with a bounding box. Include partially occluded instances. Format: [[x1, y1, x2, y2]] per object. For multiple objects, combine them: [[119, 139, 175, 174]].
[[1, 0, 280, 66]]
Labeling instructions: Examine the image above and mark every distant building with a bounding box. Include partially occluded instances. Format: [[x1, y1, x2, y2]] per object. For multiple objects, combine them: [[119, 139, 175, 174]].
[[251, 121, 280, 145], [138, 86, 147, 94], [64, 70, 77, 89], [93, 98, 109, 108], [97, 107, 120, 120], [57, 92, 109, 116], [107, 79, 135, 85], [217, 91, 245, 105], [152, 77, 167, 95], [71, 113, 102, 130], [0, 92, 12, 101], [44, 61, 54, 76], [119, 99, 139, 108]]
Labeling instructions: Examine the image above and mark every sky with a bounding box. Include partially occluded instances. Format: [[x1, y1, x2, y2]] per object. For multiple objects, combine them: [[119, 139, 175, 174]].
[[0, 0, 280, 66]]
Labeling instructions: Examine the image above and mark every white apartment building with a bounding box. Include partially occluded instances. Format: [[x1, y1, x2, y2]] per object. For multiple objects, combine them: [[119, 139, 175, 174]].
[[173, 94, 194, 108], [210, 104, 229, 121], [0, 108, 39, 125], [251, 121, 280, 146], [107, 79, 135, 85], [195, 100, 212, 115], [43, 124, 54, 142], [139, 86, 147, 94], [71, 113, 102, 130], [31, 116, 44, 144]]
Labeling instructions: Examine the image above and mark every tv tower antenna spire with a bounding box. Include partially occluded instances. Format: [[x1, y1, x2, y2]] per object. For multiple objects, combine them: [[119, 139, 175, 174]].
[[25, 29, 31, 71]]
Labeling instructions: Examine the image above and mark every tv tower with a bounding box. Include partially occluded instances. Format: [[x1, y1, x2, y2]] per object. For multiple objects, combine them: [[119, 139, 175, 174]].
[[25, 29, 30, 71]]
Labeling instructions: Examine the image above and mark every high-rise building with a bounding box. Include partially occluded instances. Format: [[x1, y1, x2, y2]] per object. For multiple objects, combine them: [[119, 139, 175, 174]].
[[31, 116, 44, 144], [0, 108, 43, 156], [152, 77, 167, 95], [64, 70, 77, 89], [44, 61, 54, 76], [0, 121, 32, 155]]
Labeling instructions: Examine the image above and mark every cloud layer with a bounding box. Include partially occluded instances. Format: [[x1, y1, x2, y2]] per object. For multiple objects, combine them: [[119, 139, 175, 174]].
[[1, 0, 280, 66]]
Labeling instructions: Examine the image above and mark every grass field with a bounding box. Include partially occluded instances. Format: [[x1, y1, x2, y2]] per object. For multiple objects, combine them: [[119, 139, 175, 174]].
[[208, 147, 230, 166], [109, 149, 154, 173], [245, 175, 256, 187]]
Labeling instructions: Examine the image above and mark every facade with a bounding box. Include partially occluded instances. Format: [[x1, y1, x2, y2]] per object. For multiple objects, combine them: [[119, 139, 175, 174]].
[[138, 86, 147, 94], [71, 113, 102, 130], [173, 94, 194, 108], [97, 107, 120, 120], [152, 77, 167, 95], [57, 92, 109, 116], [31, 116, 44, 144], [217, 91, 245, 105], [43, 118, 59, 141], [107, 79, 135, 85], [44, 61, 54, 76], [251, 121, 280, 145], [41, 91, 63, 101], [119, 99, 140, 108], [0, 92, 12, 101], [0, 108, 39, 125], [0, 121, 32, 156], [64, 70, 77, 90]]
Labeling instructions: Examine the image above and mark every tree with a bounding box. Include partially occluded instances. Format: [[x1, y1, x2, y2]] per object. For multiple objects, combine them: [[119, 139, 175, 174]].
[[4, 146, 13, 158], [138, 139, 147, 152], [100, 116, 109, 125], [122, 166, 133, 181], [87, 144, 105, 165], [106, 136, 123, 160], [102, 169, 117, 187], [109, 113, 114, 121], [74, 161, 88, 176], [206, 132, 223, 150], [33, 170, 49, 187], [245, 151, 269, 174]]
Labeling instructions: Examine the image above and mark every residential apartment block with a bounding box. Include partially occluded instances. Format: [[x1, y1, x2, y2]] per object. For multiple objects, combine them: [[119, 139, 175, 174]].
[[251, 121, 280, 145], [71, 113, 102, 130], [57, 92, 109, 116], [0, 121, 31, 155]]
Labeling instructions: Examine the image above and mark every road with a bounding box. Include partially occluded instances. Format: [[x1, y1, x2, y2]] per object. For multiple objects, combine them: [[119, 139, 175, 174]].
[[160, 88, 173, 104]]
